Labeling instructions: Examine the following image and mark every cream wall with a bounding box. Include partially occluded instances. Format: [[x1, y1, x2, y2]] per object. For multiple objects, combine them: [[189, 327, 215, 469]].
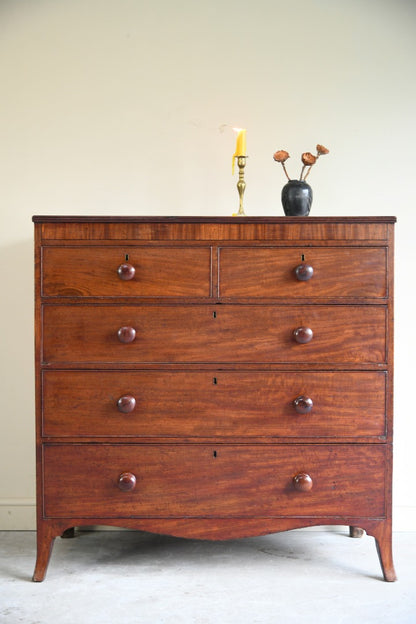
[[1, 0, 415, 530]]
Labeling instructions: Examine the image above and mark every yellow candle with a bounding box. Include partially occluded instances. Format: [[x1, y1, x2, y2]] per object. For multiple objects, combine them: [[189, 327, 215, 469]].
[[232, 128, 246, 174], [235, 128, 246, 156]]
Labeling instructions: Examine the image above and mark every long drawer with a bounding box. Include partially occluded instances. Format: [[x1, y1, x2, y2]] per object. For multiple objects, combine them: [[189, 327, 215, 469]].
[[219, 246, 387, 298], [43, 444, 386, 518], [41, 246, 212, 297], [42, 304, 387, 364], [42, 370, 387, 438]]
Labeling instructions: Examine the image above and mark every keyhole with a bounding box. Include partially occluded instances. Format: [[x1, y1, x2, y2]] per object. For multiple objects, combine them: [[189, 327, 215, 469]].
[[125, 253, 129, 261], [301, 254, 305, 262], [213, 311, 217, 319], [213, 377, 217, 385], [213, 450, 217, 458]]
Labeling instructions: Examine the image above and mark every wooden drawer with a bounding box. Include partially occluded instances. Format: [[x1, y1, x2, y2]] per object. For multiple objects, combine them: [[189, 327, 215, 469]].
[[219, 246, 387, 299], [43, 444, 386, 518], [42, 370, 387, 439], [42, 304, 387, 364], [41, 246, 212, 297]]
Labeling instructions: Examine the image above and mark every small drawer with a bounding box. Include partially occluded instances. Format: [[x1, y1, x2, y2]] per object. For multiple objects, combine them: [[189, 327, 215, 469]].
[[42, 370, 387, 439], [42, 304, 387, 364], [43, 443, 386, 518], [219, 247, 387, 299], [41, 246, 212, 297]]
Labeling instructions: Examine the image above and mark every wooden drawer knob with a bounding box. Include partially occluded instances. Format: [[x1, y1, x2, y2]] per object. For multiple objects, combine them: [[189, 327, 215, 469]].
[[117, 395, 136, 413], [118, 472, 137, 492], [295, 263, 314, 281], [117, 263, 136, 281], [293, 395, 313, 414], [293, 327, 313, 344], [117, 326, 136, 343], [293, 473, 313, 492]]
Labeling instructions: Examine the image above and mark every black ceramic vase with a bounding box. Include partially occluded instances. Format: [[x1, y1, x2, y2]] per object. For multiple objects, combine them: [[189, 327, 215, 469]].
[[281, 180, 313, 216]]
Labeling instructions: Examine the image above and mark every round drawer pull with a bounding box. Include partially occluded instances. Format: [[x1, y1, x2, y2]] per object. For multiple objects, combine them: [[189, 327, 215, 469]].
[[117, 326, 136, 343], [293, 473, 313, 492], [117, 263, 136, 281], [117, 395, 136, 413], [293, 395, 313, 414], [293, 327, 313, 344], [295, 263, 314, 281], [118, 472, 137, 492]]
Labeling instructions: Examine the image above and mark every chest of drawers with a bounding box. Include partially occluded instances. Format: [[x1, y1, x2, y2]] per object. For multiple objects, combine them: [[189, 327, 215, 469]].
[[32, 216, 396, 581]]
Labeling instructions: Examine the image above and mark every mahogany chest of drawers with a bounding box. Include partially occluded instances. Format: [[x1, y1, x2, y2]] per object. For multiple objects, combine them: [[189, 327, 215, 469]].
[[32, 216, 396, 581]]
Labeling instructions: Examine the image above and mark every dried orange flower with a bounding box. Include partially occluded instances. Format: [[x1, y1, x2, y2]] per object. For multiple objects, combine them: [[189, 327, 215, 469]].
[[273, 150, 290, 163], [274, 143, 329, 182], [301, 152, 317, 166], [273, 149, 291, 181]]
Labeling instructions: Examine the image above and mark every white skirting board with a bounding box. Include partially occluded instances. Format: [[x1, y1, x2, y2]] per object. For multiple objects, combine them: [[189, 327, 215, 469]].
[[0, 501, 415, 532], [0, 500, 36, 530]]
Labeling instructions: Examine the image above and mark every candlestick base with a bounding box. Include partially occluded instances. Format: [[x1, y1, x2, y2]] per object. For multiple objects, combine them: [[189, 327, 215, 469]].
[[234, 155, 247, 216]]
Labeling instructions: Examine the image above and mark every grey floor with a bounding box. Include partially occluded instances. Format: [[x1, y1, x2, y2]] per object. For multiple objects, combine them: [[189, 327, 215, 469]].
[[0, 529, 415, 624]]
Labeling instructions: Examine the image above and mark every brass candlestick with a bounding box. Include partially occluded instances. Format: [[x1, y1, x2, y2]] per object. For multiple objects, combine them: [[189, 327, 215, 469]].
[[235, 155, 247, 216]]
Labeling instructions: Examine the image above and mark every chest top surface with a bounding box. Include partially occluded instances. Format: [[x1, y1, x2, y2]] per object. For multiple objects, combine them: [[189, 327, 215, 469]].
[[32, 216, 396, 243]]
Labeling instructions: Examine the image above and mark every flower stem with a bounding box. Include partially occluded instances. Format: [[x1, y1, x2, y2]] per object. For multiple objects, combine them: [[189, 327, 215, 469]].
[[282, 162, 291, 181], [303, 165, 313, 181], [300, 165, 306, 181]]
